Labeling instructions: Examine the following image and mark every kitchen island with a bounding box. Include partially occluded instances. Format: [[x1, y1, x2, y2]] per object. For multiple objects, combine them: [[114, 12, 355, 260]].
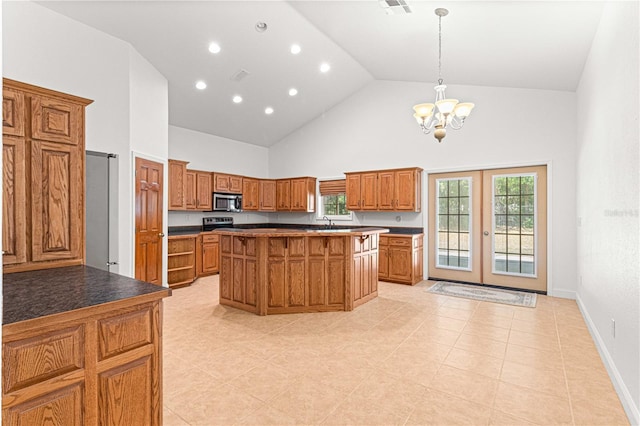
[[214, 227, 388, 315], [2, 266, 171, 425]]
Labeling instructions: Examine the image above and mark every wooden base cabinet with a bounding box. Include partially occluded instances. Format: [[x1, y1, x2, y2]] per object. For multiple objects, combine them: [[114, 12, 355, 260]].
[[3, 79, 92, 272], [197, 233, 219, 276], [378, 234, 424, 285], [2, 300, 165, 426]]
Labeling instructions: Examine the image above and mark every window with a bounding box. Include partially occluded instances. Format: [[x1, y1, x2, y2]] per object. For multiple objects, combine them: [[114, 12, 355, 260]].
[[317, 179, 352, 220]]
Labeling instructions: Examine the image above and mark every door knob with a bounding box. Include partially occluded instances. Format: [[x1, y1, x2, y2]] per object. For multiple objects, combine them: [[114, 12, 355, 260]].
[[158, 233, 165, 237], [483, 231, 489, 236]]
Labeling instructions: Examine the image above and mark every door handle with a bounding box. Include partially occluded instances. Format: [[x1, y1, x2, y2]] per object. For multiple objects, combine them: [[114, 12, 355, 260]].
[[483, 231, 489, 236], [158, 233, 165, 237]]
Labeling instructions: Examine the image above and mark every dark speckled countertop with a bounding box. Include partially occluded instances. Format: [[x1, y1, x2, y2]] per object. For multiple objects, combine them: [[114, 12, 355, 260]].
[[168, 224, 423, 236], [3, 265, 171, 325]]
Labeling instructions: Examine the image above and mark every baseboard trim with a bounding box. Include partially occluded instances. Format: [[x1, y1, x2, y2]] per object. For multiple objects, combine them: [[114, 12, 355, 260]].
[[550, 288, 576, 299], [576, 294, 640, 425]]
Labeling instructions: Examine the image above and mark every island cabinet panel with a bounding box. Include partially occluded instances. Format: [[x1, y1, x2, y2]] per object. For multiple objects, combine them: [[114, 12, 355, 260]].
[[351, 235, 379, 309], [267, 259, 286, 308], [3, 79, 92, 273], [4, 382, 83, 426], [3, 297, 165, 426], [98, 355, 153, 426], [220, 235, 259, 312]]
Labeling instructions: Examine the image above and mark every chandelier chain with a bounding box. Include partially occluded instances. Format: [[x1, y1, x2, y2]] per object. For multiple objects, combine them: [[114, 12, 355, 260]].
[[438, 13, 442, 84]]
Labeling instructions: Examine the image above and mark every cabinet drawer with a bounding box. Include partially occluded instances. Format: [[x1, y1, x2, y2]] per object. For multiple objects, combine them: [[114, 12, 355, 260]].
[[3, 326, 84, 393], [97, 306, 153, 361], [202, 234, 219, 244], [388, 237, 412, 247]]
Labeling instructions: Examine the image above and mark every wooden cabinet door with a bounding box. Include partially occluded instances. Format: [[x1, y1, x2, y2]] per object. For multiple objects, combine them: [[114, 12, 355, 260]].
[[361, 172, 378, 210], [202, 241, 219, 274], [3, 382, 84, 426], [196, 172, 212, 210], [378, 238, 389, 280], [276, 179, 290, 211], [389, 246, 412, 282], [378, 171, 395, 210], [345, 174, 361, 210], [3, 139, 27, 265], [98, 355, 156, 426], [395, 169, 417, 211], [242, 178, 259, 210], [229, 175, 243, 193], [213, 173, 230, 193], [3, 88, 25, 137], [168, 160, 187, 210], [31, 96, 81, 145], [259, 179, 276, 211], [31, 140, 82, 262], [185, 170, 196, 210], [290, 178, 305, 210]]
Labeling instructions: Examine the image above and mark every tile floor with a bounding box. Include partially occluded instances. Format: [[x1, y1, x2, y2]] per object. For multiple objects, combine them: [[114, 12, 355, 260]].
[[162, 276, 629, 425]]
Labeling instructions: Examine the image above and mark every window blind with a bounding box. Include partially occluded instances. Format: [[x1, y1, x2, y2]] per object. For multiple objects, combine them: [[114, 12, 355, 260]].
[[319, 179, 346, 196]]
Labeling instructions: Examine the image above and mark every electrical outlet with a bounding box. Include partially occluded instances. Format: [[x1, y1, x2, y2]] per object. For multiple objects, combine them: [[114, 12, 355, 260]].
[[611, 318, 616, 338]]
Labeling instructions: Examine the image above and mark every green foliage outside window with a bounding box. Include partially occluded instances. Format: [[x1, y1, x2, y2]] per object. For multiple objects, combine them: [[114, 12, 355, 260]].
[[322, 194, 350, 216]]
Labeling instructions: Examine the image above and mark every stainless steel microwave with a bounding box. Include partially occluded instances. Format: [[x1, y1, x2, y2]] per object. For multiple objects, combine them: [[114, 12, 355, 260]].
[[212, 192, 242, 212]]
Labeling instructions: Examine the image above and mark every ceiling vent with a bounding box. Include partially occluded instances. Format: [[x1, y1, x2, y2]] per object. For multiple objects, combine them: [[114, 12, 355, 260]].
[[379, 0, 412, 15], [230, 69, 250, 82]]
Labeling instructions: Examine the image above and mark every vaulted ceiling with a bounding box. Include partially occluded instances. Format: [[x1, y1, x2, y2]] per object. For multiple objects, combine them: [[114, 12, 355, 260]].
[[37, 1, 603, 146]]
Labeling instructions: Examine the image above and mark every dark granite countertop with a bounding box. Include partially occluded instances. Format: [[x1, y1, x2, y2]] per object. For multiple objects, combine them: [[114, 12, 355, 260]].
[[3, 265, 171, 325], [213, 227, 389, 237], [168, 223, 423, 236]]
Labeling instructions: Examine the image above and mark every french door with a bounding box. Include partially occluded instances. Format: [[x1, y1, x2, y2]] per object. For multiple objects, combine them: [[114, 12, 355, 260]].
[[428, 166, 547, 292]]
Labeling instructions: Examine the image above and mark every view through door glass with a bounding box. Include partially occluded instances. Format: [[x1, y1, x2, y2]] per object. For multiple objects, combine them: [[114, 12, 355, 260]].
[[429, 166, 547, 292]]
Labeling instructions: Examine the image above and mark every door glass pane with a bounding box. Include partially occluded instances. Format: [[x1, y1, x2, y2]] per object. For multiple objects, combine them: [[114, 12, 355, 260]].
[[492, 173, 536, 276], [436, 177, 472, 270]]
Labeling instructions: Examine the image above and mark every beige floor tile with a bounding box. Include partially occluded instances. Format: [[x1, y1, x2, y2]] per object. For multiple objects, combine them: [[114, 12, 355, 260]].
[[428, 314, 469, 332], [511, 317, 558, 337], [508, 329, 561, 353], [442, 297, 480, 311], [571, 397, 630, 426], [429, 365, 499, 407], [500, 360, 569, 398], [321, 397, 409, 426], [267, 376, 348, 424], [409, 322, 462, 346], [455, 333, 508, 359], [469, 310, 514, 329], [433, 305, 475, 321], [444, 347, 504, 378], [504, 343, 564, 371], [493, 382, 573, 425], [463, 321, 511, 342], [406, 388, 492, 425], [235, 405, 299, 425], [489, 409, 537, 425], [163, 406, 189, 426]]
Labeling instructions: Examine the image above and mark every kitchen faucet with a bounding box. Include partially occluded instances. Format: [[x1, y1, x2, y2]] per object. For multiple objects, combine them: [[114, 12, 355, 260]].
[[322, 215, 333, 229]]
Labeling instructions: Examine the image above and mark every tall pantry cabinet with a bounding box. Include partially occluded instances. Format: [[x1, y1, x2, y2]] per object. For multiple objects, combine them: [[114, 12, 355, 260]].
[[2, 78, 93, 272]]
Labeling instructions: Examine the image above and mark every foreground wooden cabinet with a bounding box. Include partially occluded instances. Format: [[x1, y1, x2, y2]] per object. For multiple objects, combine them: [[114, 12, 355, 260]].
[[2, 79, 92, 272], [379, 234, 424, 285], [346, 167, 422, 212], [2, 297, 167, 426]]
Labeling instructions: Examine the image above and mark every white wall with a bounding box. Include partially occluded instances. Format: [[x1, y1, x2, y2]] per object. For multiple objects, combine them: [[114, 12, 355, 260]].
[[576, 1, 640, 423], [3, 1, 169, 280], [270, 80, 577, 298], [168, 125, 270, 227]]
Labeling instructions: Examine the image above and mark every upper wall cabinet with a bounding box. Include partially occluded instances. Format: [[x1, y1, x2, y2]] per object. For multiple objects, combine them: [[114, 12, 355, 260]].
[[168, 159, 188, 210], [2, 79, 92, 272], [276, 177, 316, 212], [345, 167, 422, 212], [213, 172, 243, 194]]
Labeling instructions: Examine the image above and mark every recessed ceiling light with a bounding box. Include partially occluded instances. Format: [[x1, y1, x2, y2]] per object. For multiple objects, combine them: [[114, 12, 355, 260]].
[[290, 44, 301, 55], [195, 81, 207, 90], [208, 42, 221, 54], [288, 88, 298, 96], [255, 22, 268, 32], [320, 62, 331, 73], [232, 95, 243, 104], [265, 107, 274, 115]]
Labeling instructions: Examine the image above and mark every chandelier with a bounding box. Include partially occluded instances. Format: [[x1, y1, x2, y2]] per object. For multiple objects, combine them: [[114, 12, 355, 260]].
[[413, 8, 474, 143]]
